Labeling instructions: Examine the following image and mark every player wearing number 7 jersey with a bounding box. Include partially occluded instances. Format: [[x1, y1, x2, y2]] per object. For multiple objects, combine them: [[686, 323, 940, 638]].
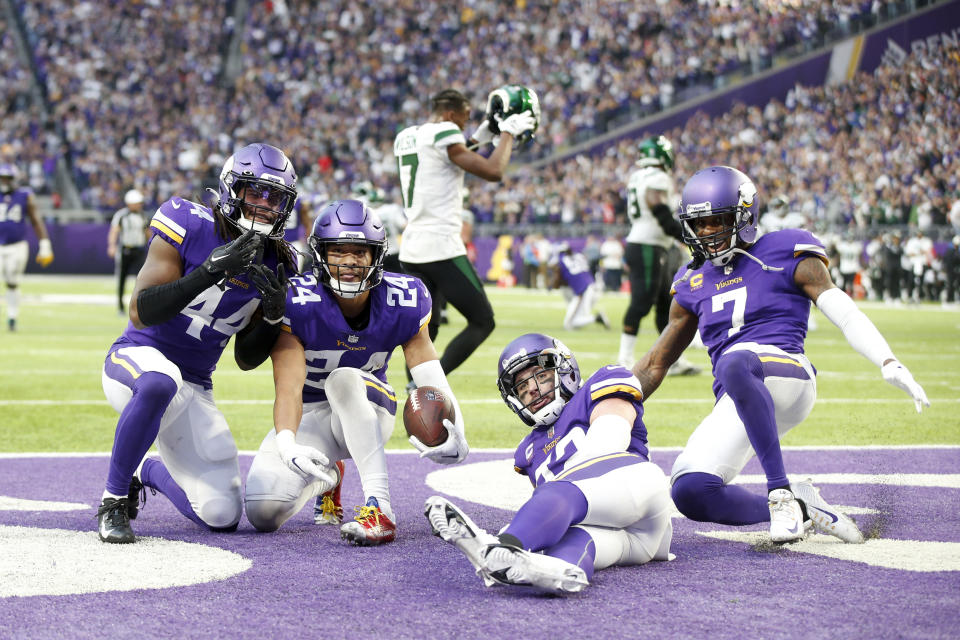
[[393, 88, 536, 377], [244, 199, 468, 546], [632, 166, 930, 545], [97, 143, 300, 544]]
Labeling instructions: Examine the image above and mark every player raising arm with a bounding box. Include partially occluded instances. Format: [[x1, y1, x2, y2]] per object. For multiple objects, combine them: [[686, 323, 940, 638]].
[[632, 165, 929, 545], [393, 87, 538, 379], [244, 199, 467, 546], [426, 333, 673, 594]]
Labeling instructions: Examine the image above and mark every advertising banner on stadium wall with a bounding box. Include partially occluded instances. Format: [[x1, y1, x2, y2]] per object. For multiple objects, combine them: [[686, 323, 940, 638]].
[[857, 0, 960, 73]]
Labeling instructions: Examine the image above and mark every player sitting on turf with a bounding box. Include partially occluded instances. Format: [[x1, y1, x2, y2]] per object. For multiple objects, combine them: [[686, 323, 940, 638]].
[[632, 165, 929, 544], [426, 333, 674, 594], [244, 199, 468, 546]]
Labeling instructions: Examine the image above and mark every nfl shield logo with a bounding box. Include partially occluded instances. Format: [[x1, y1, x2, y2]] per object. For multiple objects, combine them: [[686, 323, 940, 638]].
[[348, 335, 359, 343]]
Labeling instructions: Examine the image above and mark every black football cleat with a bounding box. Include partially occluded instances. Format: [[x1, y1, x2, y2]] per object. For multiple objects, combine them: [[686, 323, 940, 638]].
[[127, 475, 154, 520], [97, 497, 135, 543]]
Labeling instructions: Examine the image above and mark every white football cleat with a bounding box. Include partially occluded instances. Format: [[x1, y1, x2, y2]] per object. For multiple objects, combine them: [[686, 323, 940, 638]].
[[424, 496, 499, 585], [768, 488, 806, 543], [667, 357, 702, 377], [483, 544, 589, 594], [791, 478, 864, 544]]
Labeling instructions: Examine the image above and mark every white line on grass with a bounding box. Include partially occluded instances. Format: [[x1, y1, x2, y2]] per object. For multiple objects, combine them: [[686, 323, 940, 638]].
[[2, 397, 957, 406]]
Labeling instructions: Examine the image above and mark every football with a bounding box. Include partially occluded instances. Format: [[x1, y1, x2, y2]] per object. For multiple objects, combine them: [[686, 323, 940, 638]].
[[403, 386, 455, 447]]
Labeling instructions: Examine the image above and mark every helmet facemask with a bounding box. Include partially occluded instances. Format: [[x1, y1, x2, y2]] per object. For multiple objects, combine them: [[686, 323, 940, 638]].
[[310, 237, 386, 299], [497, 336, 580, 428]]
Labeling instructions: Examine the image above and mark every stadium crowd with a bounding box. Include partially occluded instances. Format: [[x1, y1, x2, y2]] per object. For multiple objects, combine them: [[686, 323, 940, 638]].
[[1, 0, 929, 213]]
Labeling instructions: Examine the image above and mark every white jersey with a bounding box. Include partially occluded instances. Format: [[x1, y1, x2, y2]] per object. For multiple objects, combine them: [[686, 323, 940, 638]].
[[371, 201, 406, 257], [837, 239, 862, 274], [393, 121, 467, 263], [625, 166, 676, 248]]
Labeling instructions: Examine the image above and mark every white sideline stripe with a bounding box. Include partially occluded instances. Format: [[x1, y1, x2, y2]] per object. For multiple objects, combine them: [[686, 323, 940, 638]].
[[1, 397, 957, 406], [1, 444, 958, 459], [0, 497, 89, 511], [733, 473, 960, 488]]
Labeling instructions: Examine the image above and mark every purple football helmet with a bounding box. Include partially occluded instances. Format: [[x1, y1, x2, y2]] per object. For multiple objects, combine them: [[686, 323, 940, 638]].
[[0, 163, 19, 194], [497, 333, 581, 428], [217, 143, 297, 239], [309, 199, 386, 298], [678, 166, 759, 267]]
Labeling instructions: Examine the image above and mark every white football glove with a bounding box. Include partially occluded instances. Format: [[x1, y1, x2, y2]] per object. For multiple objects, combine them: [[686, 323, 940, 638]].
[[881, 360, 930, 413], [470, 120, 495, 147], [36, 238, 54, 268], [498, 110, 536, 138], [409, 418, 469, 465], [275, 429, 336, 484]]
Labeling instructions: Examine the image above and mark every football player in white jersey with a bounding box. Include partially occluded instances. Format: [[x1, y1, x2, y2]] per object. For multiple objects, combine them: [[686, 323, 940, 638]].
[[617, 136, 700, 376], [393, 87, 537, 377]]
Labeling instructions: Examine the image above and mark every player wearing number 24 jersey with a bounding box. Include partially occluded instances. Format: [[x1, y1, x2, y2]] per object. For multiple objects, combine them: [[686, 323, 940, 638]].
[[244, 199, 468, 546], [632, 165, 929, 545]]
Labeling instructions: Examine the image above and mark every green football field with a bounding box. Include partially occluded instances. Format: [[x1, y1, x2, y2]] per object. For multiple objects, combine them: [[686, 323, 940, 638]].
[[1, 274, 957, 453]]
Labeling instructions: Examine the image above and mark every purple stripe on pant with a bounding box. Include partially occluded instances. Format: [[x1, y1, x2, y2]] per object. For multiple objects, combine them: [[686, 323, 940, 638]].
[[103, 349, 143, 388], [758, 354, 810, 381]]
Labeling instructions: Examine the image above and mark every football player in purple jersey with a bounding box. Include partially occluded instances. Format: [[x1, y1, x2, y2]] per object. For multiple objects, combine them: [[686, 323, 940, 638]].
[[632, 166, 929, 544], [97, 143, 299, 543], [0, 162, 54, 331], [426, 333, 674, 594], [244, 199, 468, 546]]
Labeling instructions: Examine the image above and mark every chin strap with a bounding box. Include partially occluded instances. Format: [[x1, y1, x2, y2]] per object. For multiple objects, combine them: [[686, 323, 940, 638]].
[[727, 247, 784, 272]]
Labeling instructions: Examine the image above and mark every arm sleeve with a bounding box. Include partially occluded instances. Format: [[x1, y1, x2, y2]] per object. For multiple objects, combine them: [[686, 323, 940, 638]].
[[136, 267, 219, 326], [234, 320, 283, 369], [815, 287, 895, 367], [652, 203, 684, 241]]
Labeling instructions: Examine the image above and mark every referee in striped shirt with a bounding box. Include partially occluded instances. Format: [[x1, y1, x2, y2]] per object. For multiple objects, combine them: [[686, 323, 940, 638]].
[[107, 190, 149, 315]]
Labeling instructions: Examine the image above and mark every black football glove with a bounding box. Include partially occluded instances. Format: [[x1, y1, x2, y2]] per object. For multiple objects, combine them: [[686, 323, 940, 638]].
[[249, 263, 288, 325], [201, 228, 262, 278]]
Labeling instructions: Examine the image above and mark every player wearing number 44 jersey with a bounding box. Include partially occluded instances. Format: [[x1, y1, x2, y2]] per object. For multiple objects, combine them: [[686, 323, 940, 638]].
[[632, 166, 930, 544], [427, 334, 674, 594], [244, 199, 468, 546], [97, 143, 299, 544]]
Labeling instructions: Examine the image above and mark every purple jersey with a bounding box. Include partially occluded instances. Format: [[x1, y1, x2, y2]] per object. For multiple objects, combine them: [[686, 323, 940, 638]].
[[109, 197, 277, 388], [671, 228, 827, 397], [513, 365, 647, 487], [558, 252, 594, 295], [282, 271, 432, 413], [0, 188, 32, 245]]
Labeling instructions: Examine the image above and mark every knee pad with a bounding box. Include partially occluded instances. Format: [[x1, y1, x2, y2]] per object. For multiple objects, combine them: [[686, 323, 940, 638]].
[[134, 371, 179, 406], [324, 368, 365, 405], [244, 498, 290, 533], [714, 350, 763, 391], [195, 470, 242, 529], [670, 472, 723, 523]]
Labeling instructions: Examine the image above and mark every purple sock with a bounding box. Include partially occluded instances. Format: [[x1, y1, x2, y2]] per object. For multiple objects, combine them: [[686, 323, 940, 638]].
[[502, 481, 588, 551], [715, 350, 788, 491], [140, 458, 206, 527], [105, 372, 178, 496], [543, 527, 596, 580], [672, 472, 769, 525]]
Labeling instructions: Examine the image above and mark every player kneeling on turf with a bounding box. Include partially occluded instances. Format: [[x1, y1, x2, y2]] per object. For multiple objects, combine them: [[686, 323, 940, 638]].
[[244, 199, 467, 546], [426, 333, 673, 594]]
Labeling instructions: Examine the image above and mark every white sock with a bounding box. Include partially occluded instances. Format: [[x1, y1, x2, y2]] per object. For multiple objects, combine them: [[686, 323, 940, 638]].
[[325, 369, 392, 518], [618, 333, 637, 364], [101, 490, 126, 501], [6, 288, 19, 320]]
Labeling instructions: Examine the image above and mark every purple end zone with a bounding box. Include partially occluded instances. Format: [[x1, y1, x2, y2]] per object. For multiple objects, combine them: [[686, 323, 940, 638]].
[[0, 448, 958, 639]]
